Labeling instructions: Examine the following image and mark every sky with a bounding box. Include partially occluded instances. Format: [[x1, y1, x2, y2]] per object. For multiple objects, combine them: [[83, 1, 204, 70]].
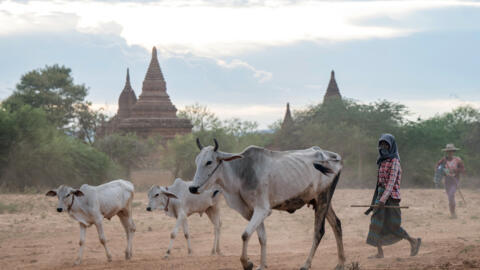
[[1, 0, 479, 128]]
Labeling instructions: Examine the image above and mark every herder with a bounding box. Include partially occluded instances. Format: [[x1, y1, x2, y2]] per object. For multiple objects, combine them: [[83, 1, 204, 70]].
[[436, 144, 465, 219], [366, 133, 421, 258]]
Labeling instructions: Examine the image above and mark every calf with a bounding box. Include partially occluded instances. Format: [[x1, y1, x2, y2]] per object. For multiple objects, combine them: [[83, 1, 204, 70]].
[[46, 179, 135, 265], [147, 178, 222, 258]]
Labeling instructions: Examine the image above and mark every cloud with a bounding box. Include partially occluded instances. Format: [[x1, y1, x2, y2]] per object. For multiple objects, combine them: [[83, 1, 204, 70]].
[[179, 102, 285, 128], [400, 98, 480, 120], [216, 59, 272, 82], [91, 103, 118, 116], [2, 0, 480, 58]]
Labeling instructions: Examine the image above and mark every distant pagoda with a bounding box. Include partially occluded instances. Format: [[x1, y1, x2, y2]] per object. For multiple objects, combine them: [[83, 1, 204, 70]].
[[280, 102, 294, 131], [323, 70, 342, 103], [99, 47, 192, 139]]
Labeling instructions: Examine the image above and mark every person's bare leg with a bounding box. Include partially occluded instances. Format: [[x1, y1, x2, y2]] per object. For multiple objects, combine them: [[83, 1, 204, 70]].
[[368, 245, 383, 259], [408, 237, 422, 256], [377, 246, 384, 258]]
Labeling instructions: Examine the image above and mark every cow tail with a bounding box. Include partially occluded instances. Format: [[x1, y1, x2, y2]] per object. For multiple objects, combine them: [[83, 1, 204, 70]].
[[327, 170, 341, 208]]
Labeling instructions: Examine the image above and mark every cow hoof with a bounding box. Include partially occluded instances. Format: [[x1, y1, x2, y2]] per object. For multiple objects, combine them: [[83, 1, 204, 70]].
[[334, 265, 345, 270], [73, 260, 81, 266], [244, 261, 254, 270], [188, 249, 193, 255], [125, 251, 132, 260], [163, 254, 169, 259], [300, 267, 308, 270]]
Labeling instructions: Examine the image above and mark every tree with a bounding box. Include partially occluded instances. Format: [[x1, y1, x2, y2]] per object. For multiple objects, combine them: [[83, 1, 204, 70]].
[[94, 133, 161, 179], [0, 105, 117, 191], [4, 64, 89, 130], [178, 103, 221, 131], [73, 102, 108, 144]]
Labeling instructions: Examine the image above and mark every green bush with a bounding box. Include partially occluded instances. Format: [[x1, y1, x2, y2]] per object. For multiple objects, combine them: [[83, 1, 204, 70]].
[[0, 105, 119, 191]]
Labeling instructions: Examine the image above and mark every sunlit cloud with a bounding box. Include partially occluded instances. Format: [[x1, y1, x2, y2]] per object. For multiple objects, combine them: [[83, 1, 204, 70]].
[[2, 0, 480, 58], [401, 98, 480, 120], [2, 0, 479, 82], [216, 59, 272, 82]]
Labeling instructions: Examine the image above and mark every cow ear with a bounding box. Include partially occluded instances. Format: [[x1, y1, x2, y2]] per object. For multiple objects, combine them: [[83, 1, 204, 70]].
[[220, 155, 244, 162], [164, 192, 177, 199], [73, 190, 84, 197], [160, 187, 178, 199], [46, 190, 57, 197]]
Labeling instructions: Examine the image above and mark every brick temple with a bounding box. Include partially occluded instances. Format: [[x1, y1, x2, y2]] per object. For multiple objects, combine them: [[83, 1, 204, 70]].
[[99, 47, 192, 139]]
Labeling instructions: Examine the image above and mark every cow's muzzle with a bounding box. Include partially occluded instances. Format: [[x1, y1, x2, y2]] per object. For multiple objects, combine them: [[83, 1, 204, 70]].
[[57, 208, 63, 213], [146, 207, 152, 212], [189, 186, 199, 194]]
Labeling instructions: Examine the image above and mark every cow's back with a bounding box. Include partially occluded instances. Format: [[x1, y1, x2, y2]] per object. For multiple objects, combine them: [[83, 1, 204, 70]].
[[94, 180, 134, 218], [230, 146, 341, 209]]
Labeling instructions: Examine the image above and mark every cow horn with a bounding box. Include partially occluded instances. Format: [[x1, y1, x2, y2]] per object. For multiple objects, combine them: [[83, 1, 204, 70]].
[[196, 138, 203, 150], [213, 138, 219, 152]]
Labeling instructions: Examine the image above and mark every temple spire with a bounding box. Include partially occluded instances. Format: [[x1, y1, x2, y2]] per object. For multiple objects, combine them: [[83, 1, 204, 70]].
[[124, 68, 133, 91], [323, 69, 341, 103], [118, 68, 137, 118], [142, 46, 167, 92], [281, 102, 294, 130]]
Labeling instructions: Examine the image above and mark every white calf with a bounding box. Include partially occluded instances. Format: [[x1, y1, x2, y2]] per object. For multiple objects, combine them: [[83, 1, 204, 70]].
[[46, 179, 136, 265], [147, 178, 222, 258]]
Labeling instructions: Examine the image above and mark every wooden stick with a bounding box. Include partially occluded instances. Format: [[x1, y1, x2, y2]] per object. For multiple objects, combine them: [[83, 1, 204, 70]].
[[350, 205, 409, 209]]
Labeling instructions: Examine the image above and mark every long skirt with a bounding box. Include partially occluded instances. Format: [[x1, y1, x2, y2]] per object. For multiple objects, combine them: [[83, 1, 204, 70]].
[[366, 193, 409, 247]]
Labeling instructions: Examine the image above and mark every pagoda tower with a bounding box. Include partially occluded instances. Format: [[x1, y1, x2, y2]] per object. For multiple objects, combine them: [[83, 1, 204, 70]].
[[280, 102, 294, 131], [323, 70, 342, 103], [117, 68, 137, 118], [118, 47, 192, 138], [99, 47, 192, 139]]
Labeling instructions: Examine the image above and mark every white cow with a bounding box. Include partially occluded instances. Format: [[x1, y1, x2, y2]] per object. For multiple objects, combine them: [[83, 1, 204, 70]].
[[147, 178, 222, 258], [46, 179, 136, 265], [189, 139, 345, 270]]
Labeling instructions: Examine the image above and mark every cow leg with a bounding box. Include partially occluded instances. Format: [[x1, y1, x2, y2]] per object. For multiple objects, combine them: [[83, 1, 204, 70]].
[[256, 222, 267, 270], [206, 206, 222, 255], [74, 223, 87, 265], [118, 210, 135, 260], [240, 208, 270, 270], [301, 193, 329, 270], [165, 214, 184, 258], [181, 217, 193, 255], [326, 205, 345, 269], [95, 222, 112, 262]]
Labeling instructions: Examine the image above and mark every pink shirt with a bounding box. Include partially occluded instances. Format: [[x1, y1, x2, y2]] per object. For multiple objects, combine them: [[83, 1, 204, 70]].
[[437, 156, 465, 178]]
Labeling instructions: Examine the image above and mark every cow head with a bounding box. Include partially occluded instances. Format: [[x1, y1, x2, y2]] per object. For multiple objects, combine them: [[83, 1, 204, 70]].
[[45, 185, 84, 213], [189, 138, 243, 194], [146, 185, 178, 212]]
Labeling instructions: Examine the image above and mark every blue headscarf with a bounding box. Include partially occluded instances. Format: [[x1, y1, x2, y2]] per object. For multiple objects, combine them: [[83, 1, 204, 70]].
[[376, 133, 400, 166]]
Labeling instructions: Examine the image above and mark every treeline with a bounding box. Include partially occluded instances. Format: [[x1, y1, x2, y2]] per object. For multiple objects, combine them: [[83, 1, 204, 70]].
[[1, 65, 478, 191], [163, 100, 480, 188], [274, 99, 480, 187], [0, 65, 160, 192]]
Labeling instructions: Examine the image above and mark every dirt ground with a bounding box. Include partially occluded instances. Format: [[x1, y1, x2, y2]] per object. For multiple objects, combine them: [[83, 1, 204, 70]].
[[1, 189, 480, 270]]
